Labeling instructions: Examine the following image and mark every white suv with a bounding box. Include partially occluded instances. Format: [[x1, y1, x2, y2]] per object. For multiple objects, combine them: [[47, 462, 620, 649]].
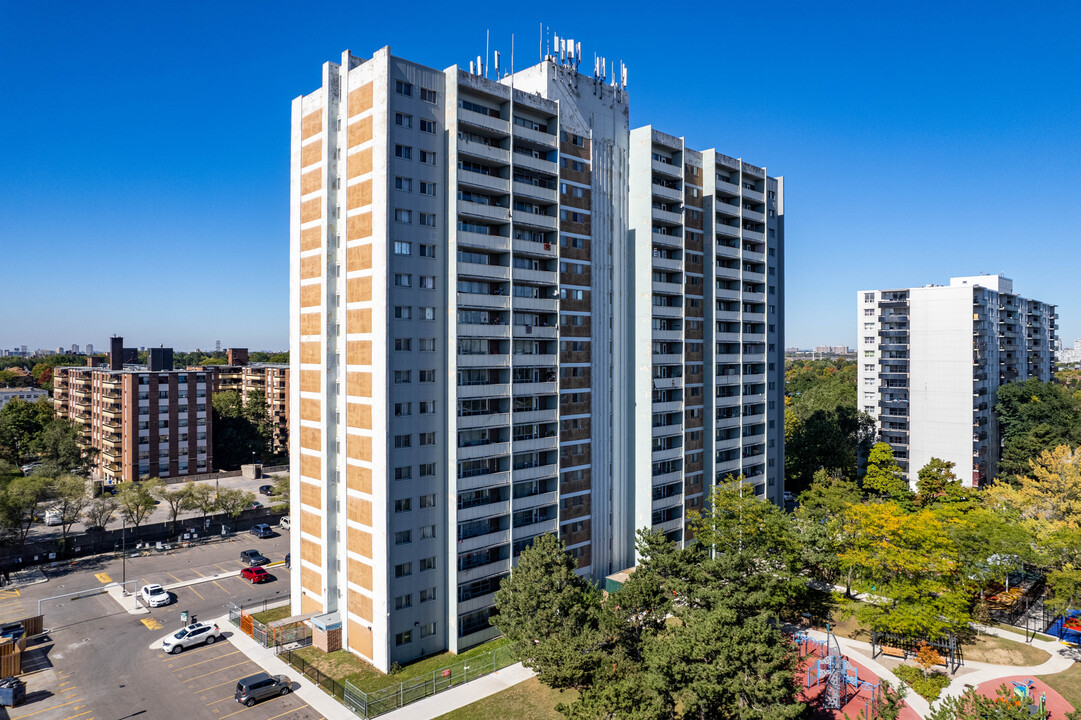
[[279, 516, 291, 531], [140, 584, 171, 608], [161, 622, 221, 654]]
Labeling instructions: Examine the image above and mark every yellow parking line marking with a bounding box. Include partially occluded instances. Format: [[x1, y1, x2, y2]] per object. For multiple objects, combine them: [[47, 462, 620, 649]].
[[176, 649, 240, 671], [141, 618, 163, 630], [265, 709, 304, 720], [218, 706, 251, 719], [167, 572, 184, 583], [56, 711, 91, 720], [9, 699, 79, 718], [186, 584, 206, 601], [185, 660, 251, 681], [206, 696, 234, 706], [213, 580, 233, 596], [94, 572, 111, 584], [202, 674, 253, 691], [0, 589, 20, 598]]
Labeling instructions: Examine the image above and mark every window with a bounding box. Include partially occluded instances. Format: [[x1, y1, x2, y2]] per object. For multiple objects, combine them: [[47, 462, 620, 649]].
[[394, 306, 412, 319], [394, 145, 412, 159], [395, 594, 412, 609], [864, 350, 875, 358], [394, 112, 412, 128], [865, 405, 876, 414], [394, 241, 412, 255], [419, 181, 436, 196], [420, 244, 436, 258], [394, 530, 412, 545], [419, 432, 435, 446], [419, 150, 436, 165], [419, 119, 435, 133], [864, 293, 875, 302], [420, 525, 436, 541], [419, 307, 435, 320], [394, 466, 412, 481], [420, 622, 436, 638], [419, 587, 436, 603], [864, 337, 875, 344], [394, 403, 412, 417], [419, 370, 435, 383], [419, 276, 435, 289], [394, 498, 412, 513], [394, 273, 412, 287], [394, 562, 412, 578], [864, 308, 874, 316], [394, 370, 412, 383], [419, 212, 436, 227], [394, 434, 412, 448], [394, 338, 412, 351], [420, 556, 436, 571], [395, 80, 413, 96], [395, 177, 412, 192], [419, 338, 435, 351], [420, 88, 436, 103], [419, 494, 436, 508], [394, 209, 412, 223], [419, 401, 435, 414], [419, 462, 435, 476], [864, 364, 875, 372], [395, 630, 412, 645]]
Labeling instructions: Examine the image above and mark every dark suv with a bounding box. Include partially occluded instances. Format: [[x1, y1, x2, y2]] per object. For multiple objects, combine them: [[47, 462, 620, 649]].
[[234, 673, 291, 706], [240, 549, 269, 566]]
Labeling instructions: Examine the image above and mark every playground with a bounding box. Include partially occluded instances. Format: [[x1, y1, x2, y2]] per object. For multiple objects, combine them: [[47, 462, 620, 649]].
[[1048, 610, 1081, 646], [974, 676, 1073, 719]]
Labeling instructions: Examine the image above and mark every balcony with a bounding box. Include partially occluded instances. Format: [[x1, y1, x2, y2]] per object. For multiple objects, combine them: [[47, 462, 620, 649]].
[[457, 441, 511, 462], [456, 353, 511, 369], [652, 281, 683, 296], [512, 180, 557, 203], [652, 255, 681, 272], [653, 329, 682, 343], [652, 208, 683, 226], [512, 152, 556, 175], [715, 222, 740, 238], [456, 412, 511, 430], [457, 231, 509, 252], [512, 380, 557, 396], [457, 293, 511, 311], [514, 210, 558, 231], [458, 200, 510, 223], [458, 171, 510, 195], [458, 108, 510, 135], [514, 125, 557, 148], [457, 261, 510, 281], [511, 295, 558, 313], [457, 323, 511, 339], [651, 183, 681, 202]]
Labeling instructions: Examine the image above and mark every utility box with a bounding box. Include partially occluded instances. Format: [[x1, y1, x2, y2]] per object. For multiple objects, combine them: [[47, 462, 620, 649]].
[[0, 677, 26, 707], [312, 612, 342, 653]]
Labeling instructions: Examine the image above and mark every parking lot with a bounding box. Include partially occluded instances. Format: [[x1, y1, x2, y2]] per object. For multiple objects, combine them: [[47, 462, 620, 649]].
[[0, 531, 322, 720]]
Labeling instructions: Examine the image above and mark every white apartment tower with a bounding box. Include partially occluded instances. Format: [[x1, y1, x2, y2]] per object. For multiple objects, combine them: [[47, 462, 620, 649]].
[[857, 275, 1056, 487], [290, 44, 786, 671]]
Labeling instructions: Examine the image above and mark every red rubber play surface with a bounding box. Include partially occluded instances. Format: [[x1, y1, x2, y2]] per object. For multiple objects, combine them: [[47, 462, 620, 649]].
[[796, 643, 921, 719], [974, 676, 1075, 719]]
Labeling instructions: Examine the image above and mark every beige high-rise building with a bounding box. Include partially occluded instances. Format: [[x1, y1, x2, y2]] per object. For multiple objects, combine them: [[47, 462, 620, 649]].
[[289, 43, 785, 671]]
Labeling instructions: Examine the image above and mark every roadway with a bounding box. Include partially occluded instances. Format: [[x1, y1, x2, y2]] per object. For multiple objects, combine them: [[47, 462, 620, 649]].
[[0, 530, 323, 720]]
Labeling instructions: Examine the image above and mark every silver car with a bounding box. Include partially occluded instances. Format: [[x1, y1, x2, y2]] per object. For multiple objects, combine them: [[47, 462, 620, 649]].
[[161, 622, 221, 654]]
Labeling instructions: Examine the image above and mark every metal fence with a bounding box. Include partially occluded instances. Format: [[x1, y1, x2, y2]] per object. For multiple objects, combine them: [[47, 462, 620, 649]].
[[277, 641, 514, 718]]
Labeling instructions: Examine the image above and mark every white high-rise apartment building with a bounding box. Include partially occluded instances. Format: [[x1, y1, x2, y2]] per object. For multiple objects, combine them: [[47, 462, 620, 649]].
[[857, 275, 1056, 487], [290, 44, 785, 672]]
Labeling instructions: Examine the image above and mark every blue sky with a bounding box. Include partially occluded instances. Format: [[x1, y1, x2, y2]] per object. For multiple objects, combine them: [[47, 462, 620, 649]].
[[2, 1, 1079, 351]]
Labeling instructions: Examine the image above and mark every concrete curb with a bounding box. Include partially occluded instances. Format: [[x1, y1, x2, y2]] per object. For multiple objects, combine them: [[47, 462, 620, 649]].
[[162, 569, 241, 590]]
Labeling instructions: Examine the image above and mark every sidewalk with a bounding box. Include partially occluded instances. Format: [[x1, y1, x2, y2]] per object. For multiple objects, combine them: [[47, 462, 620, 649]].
[[221, 617, 537, 720]]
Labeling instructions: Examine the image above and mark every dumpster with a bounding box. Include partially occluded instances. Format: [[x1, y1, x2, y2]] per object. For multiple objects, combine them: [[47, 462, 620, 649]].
[[0, 677, 25, 707]]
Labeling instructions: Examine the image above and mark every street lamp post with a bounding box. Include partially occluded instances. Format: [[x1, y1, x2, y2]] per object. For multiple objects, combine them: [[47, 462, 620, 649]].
[[121, 514, 127, 591]]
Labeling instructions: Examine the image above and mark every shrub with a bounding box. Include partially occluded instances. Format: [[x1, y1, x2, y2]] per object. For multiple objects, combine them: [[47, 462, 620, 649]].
[[893, 664, 950, 701]]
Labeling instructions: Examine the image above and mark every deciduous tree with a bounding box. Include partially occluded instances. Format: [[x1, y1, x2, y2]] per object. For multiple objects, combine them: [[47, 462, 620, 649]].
[[117, 479, 160, 528], [154, 482, 195, 534], [863, 442, 911, 500]]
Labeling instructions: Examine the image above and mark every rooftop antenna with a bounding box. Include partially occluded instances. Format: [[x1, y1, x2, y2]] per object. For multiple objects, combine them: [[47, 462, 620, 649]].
[[494, 50, 500, 78], [575, 41, 581, 69], [485, 29, 489, 79], [545, 26, 550, 60], [539, 23, 542, 62]]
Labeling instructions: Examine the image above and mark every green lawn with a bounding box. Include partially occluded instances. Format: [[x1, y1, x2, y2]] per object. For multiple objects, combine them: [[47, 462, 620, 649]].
[[291, 636, 511, 694], [1038, 662, 1081, 711], [251, 605, 292, 624], [433, 676, 573, 720]]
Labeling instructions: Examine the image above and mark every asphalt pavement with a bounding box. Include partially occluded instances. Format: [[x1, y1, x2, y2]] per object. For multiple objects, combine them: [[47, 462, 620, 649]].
[[0, 530, 320, 720]]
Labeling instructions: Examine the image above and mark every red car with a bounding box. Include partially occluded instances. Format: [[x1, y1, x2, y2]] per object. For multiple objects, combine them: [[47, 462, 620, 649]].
[[240, 567, 271, 584]]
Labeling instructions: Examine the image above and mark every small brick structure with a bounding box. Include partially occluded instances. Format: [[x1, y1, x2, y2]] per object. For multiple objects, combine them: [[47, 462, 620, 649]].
[[313, 612, 342, 653]]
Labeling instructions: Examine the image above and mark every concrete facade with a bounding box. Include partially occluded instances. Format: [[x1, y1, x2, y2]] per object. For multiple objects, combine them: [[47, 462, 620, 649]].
[[857, 274, 1056, 487], [289, 45, 786, 672], [0, 387, 48, 410]]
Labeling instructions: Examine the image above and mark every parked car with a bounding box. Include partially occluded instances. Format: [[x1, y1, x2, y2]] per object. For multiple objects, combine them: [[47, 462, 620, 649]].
[[278, 516, 291, 531], [20, 462, 40, 476], [249, 523, 273, 539], [285, 553, 290, 569], [258, 484, 274, 496], [249, 501, 263, 510], [43, 509, 61, 526], [140, 584, 171, 607], [783, 491, 796, 503], [84, 525, 105, 533], [161, 622, 220, 654], [234, 673, 291, 706], [240, 549, 269, 567], [240, 567, 271, 584]]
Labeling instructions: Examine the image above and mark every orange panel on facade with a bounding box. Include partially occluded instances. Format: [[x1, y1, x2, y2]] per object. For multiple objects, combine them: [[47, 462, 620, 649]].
[[347, 435, 373, 462], [300, 425, 321, 451], [346, 340, 372, 366], [346, 212, 372, 240], [346, 179, 372, 210], [348, 557, 373, 590], [300, 397, 321, 422], [347, 147, 372, 178], [300, 341, 320, 364], [346, 464, 372, 494], [300, 369, 321, 392], [346, 497, 373, 526], [348, 527, 374, 557], [301, 536, 322, 564], [299, 453, 321, 481], [346, 308, 372, 333], [301, 594, 324, 615], [300, 284, 322, 308], [301, 109, 323, 140], [300, 254, 321, 280], [301, 139, 322, 168], [300, 226, 321, 252], [300, 197, 321, 224], [347, 371, 372, 398], [300, 480, 322, 509], [300, 168, 322, 195], [348, 590, 373, 623], [300, 509, 322, 538], [348, 621, 374, 658], [346, 245, 372, 272], [301, 566, 322, 596], [348, 83, 373, 116], [299, 313, 321, 338], [348, 116, 373, 148], [346, 277, 372, 303], [346, 402, 372, 430]]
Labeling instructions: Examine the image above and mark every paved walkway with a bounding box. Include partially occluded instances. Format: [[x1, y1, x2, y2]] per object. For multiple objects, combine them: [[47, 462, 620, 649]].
[[220, 614, 537, 720]]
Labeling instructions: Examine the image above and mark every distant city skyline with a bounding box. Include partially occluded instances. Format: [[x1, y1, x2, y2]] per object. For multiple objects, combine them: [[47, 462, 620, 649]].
[[3, 2, 1080, 348]]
